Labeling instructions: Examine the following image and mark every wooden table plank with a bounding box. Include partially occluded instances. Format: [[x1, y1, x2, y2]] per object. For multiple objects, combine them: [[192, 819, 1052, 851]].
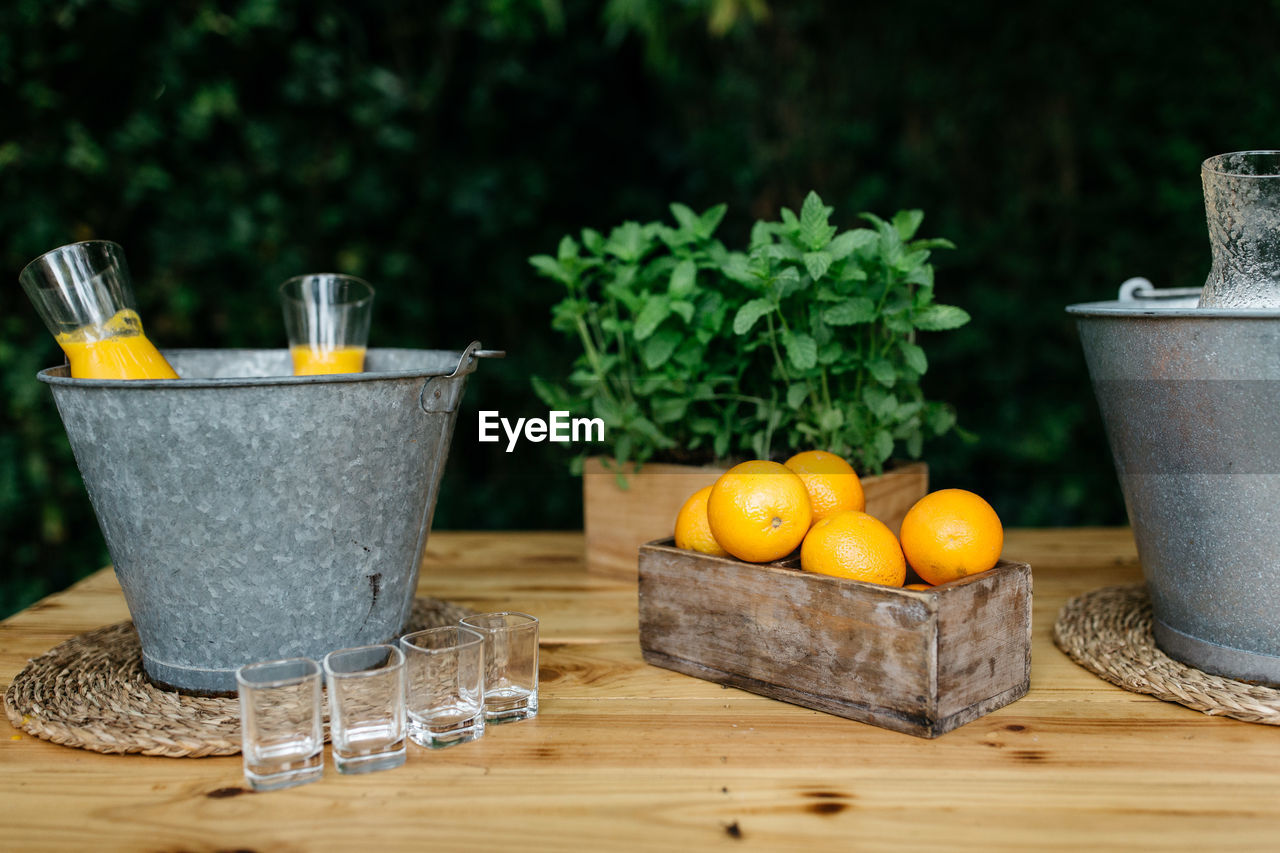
[[3, 528, 1279, 852]]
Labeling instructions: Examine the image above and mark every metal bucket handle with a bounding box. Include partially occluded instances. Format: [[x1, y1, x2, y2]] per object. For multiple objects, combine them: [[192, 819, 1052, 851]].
[[419, 341, 504, 413]]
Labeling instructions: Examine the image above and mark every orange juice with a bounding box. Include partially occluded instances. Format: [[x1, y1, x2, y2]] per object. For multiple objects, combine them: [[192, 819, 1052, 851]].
[[290, 345, 366, 376], [55, 310, 178, 380]]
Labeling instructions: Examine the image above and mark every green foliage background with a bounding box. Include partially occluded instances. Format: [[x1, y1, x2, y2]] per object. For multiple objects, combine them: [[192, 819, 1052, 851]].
[[3, 0, 1279, 616]]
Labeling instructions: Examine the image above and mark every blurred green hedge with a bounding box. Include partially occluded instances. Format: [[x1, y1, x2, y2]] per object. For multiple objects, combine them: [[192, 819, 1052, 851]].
[[3, 0, 1279, 616]]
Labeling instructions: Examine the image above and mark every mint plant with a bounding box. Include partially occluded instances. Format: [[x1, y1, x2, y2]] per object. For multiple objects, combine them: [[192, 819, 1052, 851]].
[[531, 191, 969, 477]]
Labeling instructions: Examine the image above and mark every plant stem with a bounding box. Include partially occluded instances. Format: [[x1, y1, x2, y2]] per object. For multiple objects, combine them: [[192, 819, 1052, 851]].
[[574, 313, 624, 415]]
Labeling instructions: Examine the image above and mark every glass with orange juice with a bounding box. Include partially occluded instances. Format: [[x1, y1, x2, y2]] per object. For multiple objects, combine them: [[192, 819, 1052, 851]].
[[19, 241, 178, 380], [279, 274, 374, 376]]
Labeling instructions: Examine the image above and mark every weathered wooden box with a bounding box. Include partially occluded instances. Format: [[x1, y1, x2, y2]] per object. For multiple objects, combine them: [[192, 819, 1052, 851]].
[[638, 539, 1032, 738]]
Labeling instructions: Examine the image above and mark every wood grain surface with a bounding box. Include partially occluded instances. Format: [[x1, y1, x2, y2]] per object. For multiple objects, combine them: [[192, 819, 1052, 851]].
[[3, 528, 1280, 852]]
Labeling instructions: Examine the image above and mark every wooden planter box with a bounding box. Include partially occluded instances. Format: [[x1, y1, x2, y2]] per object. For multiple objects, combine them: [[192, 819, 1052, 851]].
[[584, 458, 928, 580], [638, 539, 1032, 738]]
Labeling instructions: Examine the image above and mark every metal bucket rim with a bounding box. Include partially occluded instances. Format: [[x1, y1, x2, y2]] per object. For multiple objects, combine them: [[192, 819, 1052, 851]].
[[1067, 300, 1280, 319], [36, 345, 485, 389]]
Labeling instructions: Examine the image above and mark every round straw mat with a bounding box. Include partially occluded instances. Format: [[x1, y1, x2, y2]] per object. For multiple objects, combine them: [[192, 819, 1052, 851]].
[[4, 597, 472, 758], [1053, 584, 1280, 725]]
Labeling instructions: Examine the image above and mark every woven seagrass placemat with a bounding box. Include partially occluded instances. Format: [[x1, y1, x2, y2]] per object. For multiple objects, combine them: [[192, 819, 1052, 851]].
[[1053, 583, 1280, 725], [4, 596, 473, 758]]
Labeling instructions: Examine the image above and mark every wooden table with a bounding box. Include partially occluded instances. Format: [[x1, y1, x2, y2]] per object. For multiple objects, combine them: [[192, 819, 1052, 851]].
[[3, 529, 1279, 851]]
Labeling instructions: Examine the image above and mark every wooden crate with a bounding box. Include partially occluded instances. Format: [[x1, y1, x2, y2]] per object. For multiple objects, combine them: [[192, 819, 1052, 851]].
[[638, 539, 1032, 738], [586, 459, 928, 580]]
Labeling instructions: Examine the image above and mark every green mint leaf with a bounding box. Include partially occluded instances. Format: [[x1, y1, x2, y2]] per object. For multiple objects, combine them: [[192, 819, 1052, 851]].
[[591, 393, 624, 425], [529, 254, 573, 286], [786, 382, 809, 409], [895, 248, 932, 273], [909, 237, 956, 251], [926, 403, 958, 435], [896, 400, 923, 421], [823, 297, 875, 325], [882, 289, 911, 315], [900, 342, 928, 374], [713, 428, 730, 460], [903, 265, 934, 288], [669, 202, 700, 234], [650, 395, 689, 423], [906, 430, 924, 458], [837, 263, 869, 282], [885, 312, 915, 334], [557, 235, 579, 262], [669, 299, 695, 324], [862, 386, 897, 420], [803, 250, 832, 281], [799, 191, 837, 250], [827, 229, 877, 260], [749, 220, 774, 250], [629, 415, 676, 448], [858, 211, 890, 231], [531, 375, 572, 410], [604, 221, 648, 262], [722, 253, 758, 285], [868, 358, 897, 387], [808, 303, 832, 345], [669, 259, 696, 297], [915, 304, 971, 331], [817, 341, 842, 364], [614, 432, 632, 465], [633, 296, 670, 340], [689, 417, 718, 435], [699, 203, 728, 236], [784, 330, 818, 370], [733, 298, 774, 335], [892, 210, 925, 241], [818, 406, 844, 432], [765, 242, 804, 262], [773, 267, 806, 299], [871, 429, 895, 466], [581, 228, 605, 254]]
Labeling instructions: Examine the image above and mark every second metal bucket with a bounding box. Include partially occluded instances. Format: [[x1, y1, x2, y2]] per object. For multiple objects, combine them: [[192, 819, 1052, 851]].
[[1070, 286, 1280, 683], [40, 343, 497, 693]]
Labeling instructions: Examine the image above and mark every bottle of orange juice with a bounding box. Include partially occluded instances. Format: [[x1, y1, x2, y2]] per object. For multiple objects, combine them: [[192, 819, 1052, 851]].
[[20, 241, 178, 380]]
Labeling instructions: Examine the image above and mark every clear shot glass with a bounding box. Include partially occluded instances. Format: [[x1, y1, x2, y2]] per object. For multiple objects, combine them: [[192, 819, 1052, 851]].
[[399, 626, 486, 749], [322, 644, 407, 775], [459, 612, 540, 724], [236, 657, 324, 792], [279, 273, 374, 376], [18, 240, 178, 380]]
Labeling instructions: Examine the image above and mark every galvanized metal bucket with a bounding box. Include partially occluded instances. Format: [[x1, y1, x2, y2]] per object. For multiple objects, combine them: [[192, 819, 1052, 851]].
[[39, 343, 499, 694], [1069, 283, 1280, 684]]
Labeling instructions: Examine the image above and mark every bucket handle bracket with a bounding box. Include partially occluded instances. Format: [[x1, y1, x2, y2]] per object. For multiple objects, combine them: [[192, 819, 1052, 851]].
[[419, 341, 504, 413]]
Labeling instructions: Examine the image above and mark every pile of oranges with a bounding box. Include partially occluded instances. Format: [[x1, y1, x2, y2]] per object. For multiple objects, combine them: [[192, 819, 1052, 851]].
[[673, 451, 1003, 588]]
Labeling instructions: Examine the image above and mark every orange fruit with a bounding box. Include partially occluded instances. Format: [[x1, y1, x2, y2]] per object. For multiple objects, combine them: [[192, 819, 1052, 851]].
[[707, 460, 812, 562], [799, 510, 906, 587], [904, 583, 933, 591], [673, 486, 729, 558], [783, 450, 865, 524], [899, 489, 1003, 586]]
